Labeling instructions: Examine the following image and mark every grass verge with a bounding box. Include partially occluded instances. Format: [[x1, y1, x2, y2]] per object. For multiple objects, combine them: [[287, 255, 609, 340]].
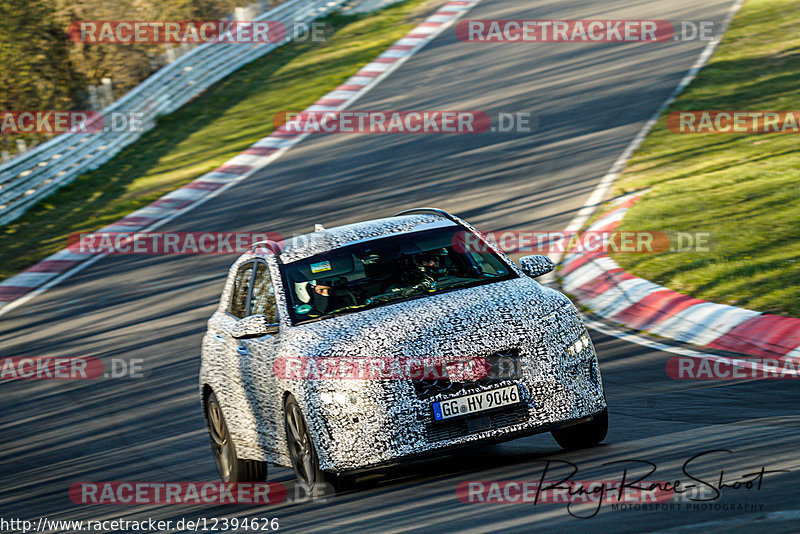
[[0, 0, 435, 281], [609, 0, 800, 316]]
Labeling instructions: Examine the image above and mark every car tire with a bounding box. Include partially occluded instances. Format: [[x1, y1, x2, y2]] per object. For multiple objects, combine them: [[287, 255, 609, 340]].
[[205, 391, 268, 482], [551, 408, 608, 450], [284, 395, 354, 496]]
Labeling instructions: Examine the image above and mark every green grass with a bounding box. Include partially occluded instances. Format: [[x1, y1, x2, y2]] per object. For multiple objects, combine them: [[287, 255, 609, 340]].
[[0, 0, 435, 281], [608, 0, 800, 316]]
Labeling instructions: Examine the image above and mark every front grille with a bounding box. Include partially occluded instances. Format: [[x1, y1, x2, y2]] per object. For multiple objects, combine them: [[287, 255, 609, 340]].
[[412, 348, 522, 400], [425, 404, 530, 442]]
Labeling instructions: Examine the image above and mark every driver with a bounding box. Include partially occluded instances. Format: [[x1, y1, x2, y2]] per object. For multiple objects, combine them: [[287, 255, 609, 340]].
[[404, 249, 448, 290], [419, 253, 443, 273]]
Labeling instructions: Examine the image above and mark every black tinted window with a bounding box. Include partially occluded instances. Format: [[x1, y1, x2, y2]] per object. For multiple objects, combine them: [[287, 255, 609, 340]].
[[250, 262, 277, 323], [229, 263, 254, 318]]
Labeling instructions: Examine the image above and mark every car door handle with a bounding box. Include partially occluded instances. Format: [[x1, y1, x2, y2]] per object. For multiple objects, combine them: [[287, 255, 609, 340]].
[[236, 345, 248, 356], [213, 334, 225, 343]]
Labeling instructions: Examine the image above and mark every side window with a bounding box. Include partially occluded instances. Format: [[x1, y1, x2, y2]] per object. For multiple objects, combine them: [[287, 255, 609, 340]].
[[229, 262, 254, 318], [250, 262, 277, 324]]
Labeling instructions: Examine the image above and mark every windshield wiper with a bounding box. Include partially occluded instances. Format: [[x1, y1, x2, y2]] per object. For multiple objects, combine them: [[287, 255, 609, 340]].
[[326, 303, 375, 315]]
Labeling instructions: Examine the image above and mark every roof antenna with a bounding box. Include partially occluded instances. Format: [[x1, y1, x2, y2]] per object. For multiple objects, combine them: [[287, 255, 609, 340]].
[[314, 223, 326, 232]]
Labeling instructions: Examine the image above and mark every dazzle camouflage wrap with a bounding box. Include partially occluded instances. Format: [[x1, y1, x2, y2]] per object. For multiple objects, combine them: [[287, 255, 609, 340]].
[[199, 212, 606, 472]]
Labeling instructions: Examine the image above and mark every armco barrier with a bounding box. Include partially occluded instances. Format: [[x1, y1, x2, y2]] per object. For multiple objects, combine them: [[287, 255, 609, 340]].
[[0, 0, 348, 227]]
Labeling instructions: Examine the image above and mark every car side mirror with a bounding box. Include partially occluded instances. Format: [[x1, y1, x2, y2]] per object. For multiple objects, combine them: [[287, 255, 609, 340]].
[[518, 255, 555, 278], [232, 314, 279, 339]]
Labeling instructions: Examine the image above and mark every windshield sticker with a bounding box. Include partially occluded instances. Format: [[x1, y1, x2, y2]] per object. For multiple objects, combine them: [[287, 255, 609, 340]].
[[295, 304, 313, 314], [310, 260, 332, 273]]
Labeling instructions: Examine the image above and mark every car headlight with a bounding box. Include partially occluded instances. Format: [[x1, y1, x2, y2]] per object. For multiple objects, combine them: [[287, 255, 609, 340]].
[[565, 331, 592, 358]]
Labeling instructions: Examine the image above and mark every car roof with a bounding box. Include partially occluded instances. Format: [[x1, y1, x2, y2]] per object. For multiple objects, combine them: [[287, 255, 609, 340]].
[[274, 214, 458, 263]]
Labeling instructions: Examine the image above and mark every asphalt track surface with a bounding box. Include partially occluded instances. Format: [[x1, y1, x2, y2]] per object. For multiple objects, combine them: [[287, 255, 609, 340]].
[[2, 0, 799, 532]]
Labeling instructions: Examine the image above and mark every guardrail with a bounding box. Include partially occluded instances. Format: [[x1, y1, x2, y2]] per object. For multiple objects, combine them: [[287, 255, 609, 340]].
[[0, 0, 348, 227]]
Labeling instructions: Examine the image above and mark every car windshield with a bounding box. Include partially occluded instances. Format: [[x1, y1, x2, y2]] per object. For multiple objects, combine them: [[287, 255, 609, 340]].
[[282, 226, 516, 324]]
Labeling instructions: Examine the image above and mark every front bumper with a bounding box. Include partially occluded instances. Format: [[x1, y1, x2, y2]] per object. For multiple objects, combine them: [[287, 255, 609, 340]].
[[302, 300, 606, 473], [313, 352, 606, 473], [340, 411, 603, 476]]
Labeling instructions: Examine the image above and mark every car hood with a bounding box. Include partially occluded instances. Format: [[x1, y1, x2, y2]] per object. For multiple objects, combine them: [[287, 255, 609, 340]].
[[279, 277, 572, 360]]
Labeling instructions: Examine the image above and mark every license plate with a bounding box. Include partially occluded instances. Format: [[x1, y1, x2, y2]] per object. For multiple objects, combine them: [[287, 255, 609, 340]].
[[431, 385, 520, 421]]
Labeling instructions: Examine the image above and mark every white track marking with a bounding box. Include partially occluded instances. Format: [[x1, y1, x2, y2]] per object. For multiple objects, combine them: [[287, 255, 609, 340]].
[[546, 0, 747, 274], [585, 319, 799, 376], [544, 0, 750, 363]]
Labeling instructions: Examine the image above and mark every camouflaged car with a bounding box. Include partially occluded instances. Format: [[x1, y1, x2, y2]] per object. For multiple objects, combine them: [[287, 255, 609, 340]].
[[200, 208, 608, 493]]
